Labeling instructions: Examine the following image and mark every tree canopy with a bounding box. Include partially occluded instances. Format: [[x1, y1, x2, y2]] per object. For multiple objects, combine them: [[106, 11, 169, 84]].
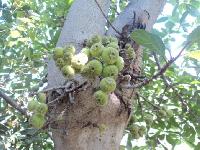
[[0, 0, 200, 149]]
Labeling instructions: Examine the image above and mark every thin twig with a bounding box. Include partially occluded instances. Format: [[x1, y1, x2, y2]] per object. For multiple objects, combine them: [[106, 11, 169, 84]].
[[94, 0, 121, 35], [0, 90, 28, 117], [137, 93, 160, 110], [152, 52, 169, 87], [47, 81, 88, 105]]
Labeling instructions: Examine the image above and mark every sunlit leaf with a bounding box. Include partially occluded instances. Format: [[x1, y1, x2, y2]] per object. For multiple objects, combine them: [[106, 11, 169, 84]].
[[10, 30, 21, 38], [186, 50, 200, 60]]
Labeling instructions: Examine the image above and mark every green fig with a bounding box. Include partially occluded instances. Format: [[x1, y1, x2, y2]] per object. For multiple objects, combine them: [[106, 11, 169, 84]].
[[63, 52, 73, 64], [81, 60, 103, 77], [102, 36, 110, 46], [102, 65, 119, 78], [130, 124, 140, 139], [125, 43, 132, 49], [28, 100, 38, 112], [138, 126, 146, 137], [126, 47, 135, 59], [158, 109, 167, 118], [63, 45, 75, 55], [53, 47, 64, 59], [144, 114, 153, 126], [56, 58, 65, 68], [99, 77, 116, 93], [38, 93, 46, 103], [61, 65, 75, 77], [102, 47, 119, 64], [36, 103, 48, 115], [81, 47, 91, 58], [166, 109, 173, 118], [29, 113, 45, 129], [91, 35, 102, 44], [108, 36, 118, 43], [129, 115, 137, 124], [90, 43, 104, 58], [86, 35, 102, 48], [115, 56, 124, 72], [94, 90, 108, 106], [107, 42, 119, 50]]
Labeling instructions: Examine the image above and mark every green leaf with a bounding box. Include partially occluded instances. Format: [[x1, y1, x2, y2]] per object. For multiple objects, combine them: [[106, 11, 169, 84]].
[[131, 29, 165, 56], [187, 26, 200, 44], [166, 133, 181, 146], [195, 143, 200, 150], [0, 123, 8, 132], [186, 50, 200, 60]]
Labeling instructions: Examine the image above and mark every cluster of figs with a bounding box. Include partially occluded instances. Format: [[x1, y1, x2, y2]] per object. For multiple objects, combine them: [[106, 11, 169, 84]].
[[28, 93, 47, 129], [52, 35, 135, 106]]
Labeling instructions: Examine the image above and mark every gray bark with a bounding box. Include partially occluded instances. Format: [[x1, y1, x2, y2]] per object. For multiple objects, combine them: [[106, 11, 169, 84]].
[[47, 0, 166, 150]]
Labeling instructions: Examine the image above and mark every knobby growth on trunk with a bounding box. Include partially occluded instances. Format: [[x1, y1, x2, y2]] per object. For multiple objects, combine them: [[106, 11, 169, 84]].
[[44, 0, 167, 150]]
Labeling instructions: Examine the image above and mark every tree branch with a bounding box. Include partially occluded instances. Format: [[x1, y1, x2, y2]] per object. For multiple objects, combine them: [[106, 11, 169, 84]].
[[94, 0, 121, 36], [0, 90, 28, 117], [122, 42, 191, 89], [152, 52, 169, 87], [137, 93, 160, 110]]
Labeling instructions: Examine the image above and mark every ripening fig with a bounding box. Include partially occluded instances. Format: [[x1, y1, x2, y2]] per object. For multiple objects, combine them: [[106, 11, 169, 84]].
[[81, 60, 103, 77], [130, 124, 140, 139], [29, 113, 45, 129], [107, 42, 119, 50], [158, 109, 167, 118], [125, 43, 132, 49], [90, 43, 104, 58], [94, 90, 108, 106], [102, 36, 110, 46], [86, 35, 102, 47], [129, 115, 137, 124], [63, 52, 73, 64], [102, 47, 119, 64], [126, 47, 136, 59], [36, 103, 48, 115], [99, 77, 116, 93], [138, 126, 146, 137], [115, 56, 124, 72], [102, 65, 119, 78], [91, 35, 102, 44], [81, 47, 90, 58], [28, 100, 38, 112], [132, 132, 140, 139], [166, 109, 173, 118], [53, 47, 64, 59], [71, 53, 88, 71], [61, 65, 75, 77], [108, 36, 118, 44], [56, 58, 65, 68], [38, 93, 46, 103], [98, 124, 107, 135], [144, 114, 153, 125], [63, 45, 75, 55]]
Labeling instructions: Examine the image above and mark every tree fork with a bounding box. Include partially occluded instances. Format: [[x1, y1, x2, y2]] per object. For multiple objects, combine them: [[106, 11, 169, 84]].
[[47, 0, 166, 149]]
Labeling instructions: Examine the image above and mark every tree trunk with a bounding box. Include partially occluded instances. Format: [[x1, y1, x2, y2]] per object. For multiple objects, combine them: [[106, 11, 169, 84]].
[[47, 0, 166, 150]]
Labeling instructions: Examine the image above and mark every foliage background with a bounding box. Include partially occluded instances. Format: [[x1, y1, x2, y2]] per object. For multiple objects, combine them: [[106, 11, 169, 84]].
[[0, 0, 200, 149]]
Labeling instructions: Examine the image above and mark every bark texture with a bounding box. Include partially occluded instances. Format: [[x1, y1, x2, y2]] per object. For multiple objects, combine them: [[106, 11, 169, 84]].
[[47, 0, 166, 150]]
